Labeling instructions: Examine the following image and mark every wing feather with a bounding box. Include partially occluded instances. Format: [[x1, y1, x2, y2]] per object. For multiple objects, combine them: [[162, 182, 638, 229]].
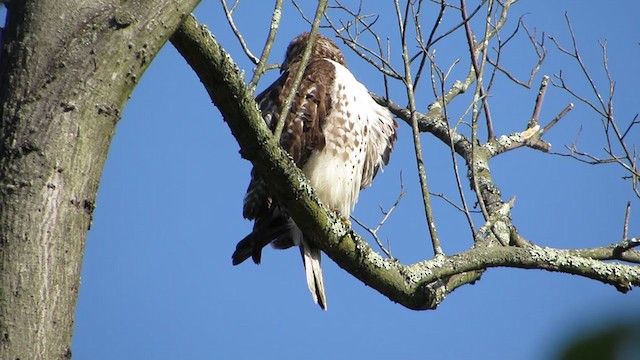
[[275, 60, 333, 167], [361, 104, 397, 189], [238, 59, 335, 264], [243, 60, 334, 220]]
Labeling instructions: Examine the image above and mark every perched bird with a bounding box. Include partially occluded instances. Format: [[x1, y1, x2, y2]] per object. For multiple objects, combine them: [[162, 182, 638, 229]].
[[232, 32, 397, 310]]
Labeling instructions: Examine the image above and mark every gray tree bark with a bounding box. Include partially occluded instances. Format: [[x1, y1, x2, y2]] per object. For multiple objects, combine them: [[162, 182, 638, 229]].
[[0, 1, 200, 358]]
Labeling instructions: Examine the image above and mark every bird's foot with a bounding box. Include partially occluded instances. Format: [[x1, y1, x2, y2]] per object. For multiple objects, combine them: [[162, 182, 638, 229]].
[[331, 209, 351, 227]]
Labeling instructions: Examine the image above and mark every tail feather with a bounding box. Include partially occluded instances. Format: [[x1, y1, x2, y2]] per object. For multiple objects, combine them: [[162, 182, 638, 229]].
[[300, 240, 327, 310], [233, 212, 329, 310], [232, 224, 288, 265], [233, 205, 292, 265]]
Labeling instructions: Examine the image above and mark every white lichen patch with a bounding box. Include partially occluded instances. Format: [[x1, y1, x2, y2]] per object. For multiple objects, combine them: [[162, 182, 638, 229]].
[[401, 266, 432, 284], [484, 141, 499, 155], [453, 80, 464, 92], [428, 101, 442, 111], [528, 246, 559, 263], [296, 174, 314, 195], [497, 134, 512, 148], [473, 155, 490, 173], [401, 256, 447, 284], [328, 218, 348, 237], [365, 250, 392, 270], [527, 246, 639, 283]]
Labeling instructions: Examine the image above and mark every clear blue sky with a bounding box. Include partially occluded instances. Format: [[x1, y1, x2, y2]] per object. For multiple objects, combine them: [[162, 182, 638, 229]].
[[72, 1, 639, 359]]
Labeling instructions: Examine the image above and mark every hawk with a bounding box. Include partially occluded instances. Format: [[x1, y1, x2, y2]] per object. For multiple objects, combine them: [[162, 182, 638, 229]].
[[232, 32, 397, 310]]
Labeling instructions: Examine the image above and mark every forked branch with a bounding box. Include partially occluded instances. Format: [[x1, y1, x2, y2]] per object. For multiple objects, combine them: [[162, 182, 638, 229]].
[[170, 14, 639, 310]]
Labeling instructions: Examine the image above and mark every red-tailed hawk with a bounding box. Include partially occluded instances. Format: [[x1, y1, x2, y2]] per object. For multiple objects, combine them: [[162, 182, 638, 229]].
[[232, 32, 397, 310]]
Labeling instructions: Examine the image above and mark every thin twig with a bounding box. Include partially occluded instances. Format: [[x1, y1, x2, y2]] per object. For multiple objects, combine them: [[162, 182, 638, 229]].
[[529, 75, 549, 128], [623, 201, 631, 241], [369, 187, 405, 258], [460, 0, 494, 141], [540, 103, 574, 135], [431, 59, 477, 239], [324, 3, 403, 79], [220, 0, 259, 64], [351, 173, 406, 259], [549, 14, 639, 198], [487, 17, 546, 89], [248, 0, 285, 93], [427, 0, 488, 49], [425, 0, 446, 48], [394, 0, 442, 256]]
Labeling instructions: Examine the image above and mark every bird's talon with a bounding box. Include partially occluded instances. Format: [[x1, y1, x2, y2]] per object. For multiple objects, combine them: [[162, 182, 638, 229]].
[[331, 209, 351, 227]]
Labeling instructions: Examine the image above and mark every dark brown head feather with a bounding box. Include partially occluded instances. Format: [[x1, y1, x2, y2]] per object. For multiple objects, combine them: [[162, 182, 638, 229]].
[[281, 32, 346, 72]]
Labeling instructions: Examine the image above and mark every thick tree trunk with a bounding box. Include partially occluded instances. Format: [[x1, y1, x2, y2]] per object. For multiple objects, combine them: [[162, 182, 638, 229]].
[[0, 1, 200, 358]]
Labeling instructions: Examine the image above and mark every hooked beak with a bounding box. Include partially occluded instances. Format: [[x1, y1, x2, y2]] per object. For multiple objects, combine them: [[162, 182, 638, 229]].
[[280, 59, 288, 73]]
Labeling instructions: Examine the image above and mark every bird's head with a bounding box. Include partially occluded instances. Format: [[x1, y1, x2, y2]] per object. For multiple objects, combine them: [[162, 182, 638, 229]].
[[280, 32, 346, 73]]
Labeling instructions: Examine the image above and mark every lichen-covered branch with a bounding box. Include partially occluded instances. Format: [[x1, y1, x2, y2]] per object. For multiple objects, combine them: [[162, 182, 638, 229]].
[[170, 14, 639, 311]]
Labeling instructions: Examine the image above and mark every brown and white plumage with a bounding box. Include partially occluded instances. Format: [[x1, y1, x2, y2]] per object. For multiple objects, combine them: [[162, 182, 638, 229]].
[[232, 33, 397, 310]]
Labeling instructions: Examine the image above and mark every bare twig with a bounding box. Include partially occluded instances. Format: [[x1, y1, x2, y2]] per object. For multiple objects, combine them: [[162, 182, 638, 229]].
[[431, 59, 477, 239], [461, 0, 495, 140], [248, 0, 285, 93], [529, 75, 549, 128], [540, 103, 574, 136], [621, 114, 639, 141], [411, 0, 432, 93], [486, 98, 573, 157], [324, 2, 402, 79], [562, 13, 607, 111], [487, 18, 547, 88], [424, 0, 447, 48], [394, 0, 442, 256], [623, 201, 631, 241], [427, 0, 488, 49], [220, 0, 259, 64], [352, 174, 406, 259], [551, 70, 605, 117], [290, 0, 312, 23], [549, 13, 639, 198]]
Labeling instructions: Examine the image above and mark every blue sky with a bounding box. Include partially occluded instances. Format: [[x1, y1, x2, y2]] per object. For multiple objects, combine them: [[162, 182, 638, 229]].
[[72, 1, 639, 359]]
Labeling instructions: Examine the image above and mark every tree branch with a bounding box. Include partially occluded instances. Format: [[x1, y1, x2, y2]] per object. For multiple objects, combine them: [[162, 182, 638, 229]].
[[247, 0, 284, 93], [170, 13, 640, 311]]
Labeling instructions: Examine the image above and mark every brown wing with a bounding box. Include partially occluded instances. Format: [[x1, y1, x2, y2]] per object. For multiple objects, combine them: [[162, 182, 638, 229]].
[[243, 60, 334, 220], [263, 59, 333, 166], [236, 59, 335, 266]]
